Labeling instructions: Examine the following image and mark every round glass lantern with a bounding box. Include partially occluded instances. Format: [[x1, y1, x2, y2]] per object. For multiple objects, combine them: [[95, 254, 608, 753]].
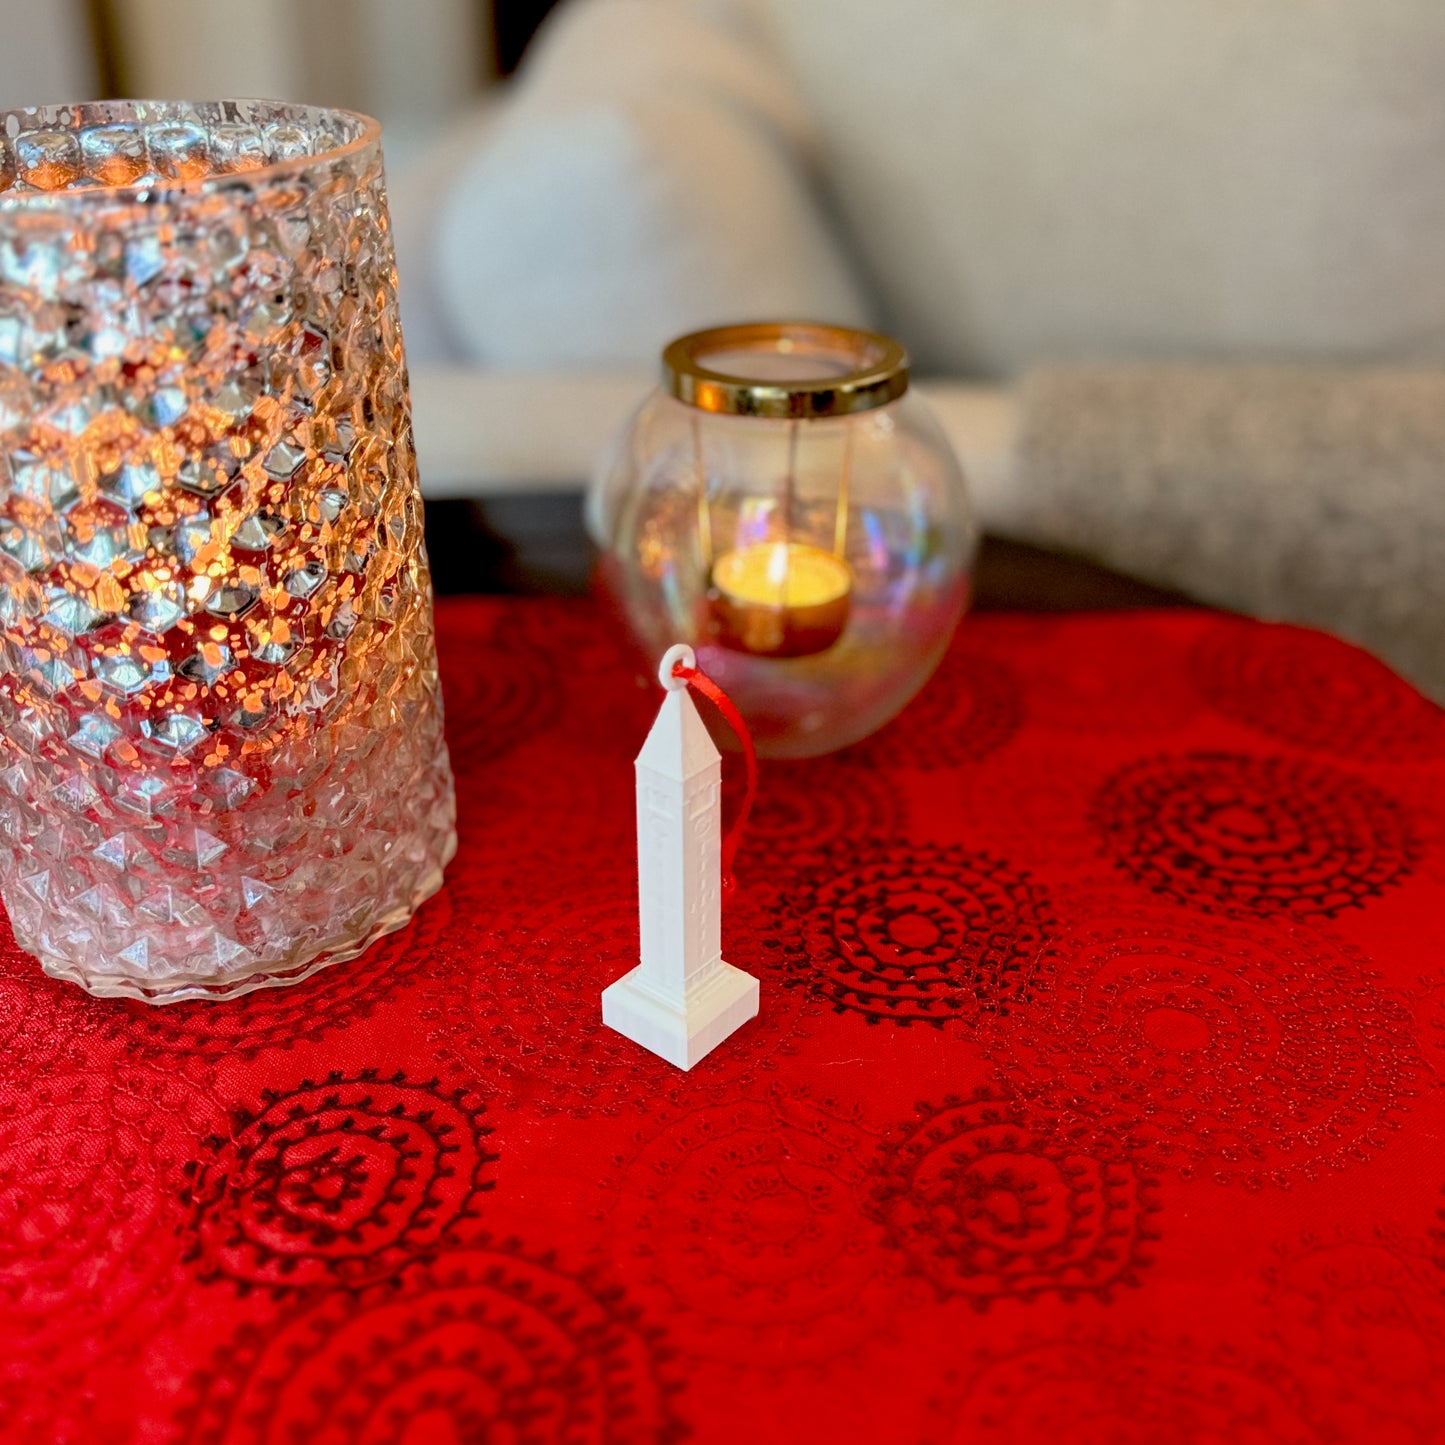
[[592, 323, 977, 757]]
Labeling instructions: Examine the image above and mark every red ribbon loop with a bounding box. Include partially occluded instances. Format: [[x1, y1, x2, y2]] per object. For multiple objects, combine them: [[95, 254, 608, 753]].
[[671, 660, 757, 895]]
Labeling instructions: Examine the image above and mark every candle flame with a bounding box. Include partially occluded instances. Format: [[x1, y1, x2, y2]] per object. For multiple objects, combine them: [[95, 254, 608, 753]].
[[766, 541, 790, 599], [709, 541, 853, 656]]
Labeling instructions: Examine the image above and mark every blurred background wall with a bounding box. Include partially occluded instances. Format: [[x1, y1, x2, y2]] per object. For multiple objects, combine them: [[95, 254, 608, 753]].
[[104, 0, 490, 158], [0, 1, 98, 106], [0, 0, 556, 154]]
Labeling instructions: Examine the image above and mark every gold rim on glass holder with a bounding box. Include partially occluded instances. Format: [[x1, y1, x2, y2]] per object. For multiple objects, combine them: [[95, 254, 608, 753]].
[[663, 321, 910, 419]]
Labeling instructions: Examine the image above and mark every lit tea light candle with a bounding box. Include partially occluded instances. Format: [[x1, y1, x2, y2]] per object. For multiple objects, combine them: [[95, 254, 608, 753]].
[[709, 541, 852, 657]]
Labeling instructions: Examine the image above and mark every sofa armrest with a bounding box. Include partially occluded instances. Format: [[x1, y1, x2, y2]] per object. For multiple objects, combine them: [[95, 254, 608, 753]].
[[410, 367, 1018, 516]]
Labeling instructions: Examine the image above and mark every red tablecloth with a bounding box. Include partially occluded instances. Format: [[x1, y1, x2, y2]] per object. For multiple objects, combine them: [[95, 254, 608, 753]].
[[3, 598, 1444, 1444]]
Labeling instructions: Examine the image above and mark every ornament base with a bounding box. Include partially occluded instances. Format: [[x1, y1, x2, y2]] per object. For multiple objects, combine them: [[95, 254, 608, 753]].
[[601, 960, 759, 1070]]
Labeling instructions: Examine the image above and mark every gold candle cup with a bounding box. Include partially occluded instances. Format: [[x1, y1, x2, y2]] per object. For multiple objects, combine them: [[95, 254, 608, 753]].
[[709, 541, 852, 657]]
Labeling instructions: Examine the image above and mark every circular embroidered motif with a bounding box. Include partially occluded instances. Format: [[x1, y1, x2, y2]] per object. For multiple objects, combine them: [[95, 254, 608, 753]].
[[999, 615, 1199, 735], [869, 1089, 1158, 1307], [1090, 751, 1418, 917], [1409, 782, 1445, 891], [182, 1070, 496, 1292], [435, 606, 563, 766], [790, 844, 1055, 1027], [938, 1334, 1318, 1444], [1192, 617, 1444, 760], [0, 921, 107, 1079], [503, 596, 644, 688], [979, 899, 1423, 1187], [742, 755, 908, 880], [1409, 967, 1445, 1080], [424, 867, 810, 1116], [504, 598, 658, 748], [604, 1089, 895, 1365], [848, 649, 1026, 770], [457, 752, 635, 886], [949, 750, 1111, 877], [1262, 1231, 1445, 1443], [175, 1241, 682, 1444], [0, 1063, 204, 1372]]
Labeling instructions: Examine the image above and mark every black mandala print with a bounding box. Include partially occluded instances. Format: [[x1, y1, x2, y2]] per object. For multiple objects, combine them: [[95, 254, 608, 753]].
[[1191, 616, 1444, 760], [870, 1090, 1159, 1308], [604, 1088, 896, 1365], [790, 844, 1055, 1027], [848, 650, 1026, 770], [978, 897, 1424, 1188], [175, 1241, 683, 1444], [182, 1070, 497, 1292], [1090, 752, 1418, 917], [937, 1332, 1318, 1444]]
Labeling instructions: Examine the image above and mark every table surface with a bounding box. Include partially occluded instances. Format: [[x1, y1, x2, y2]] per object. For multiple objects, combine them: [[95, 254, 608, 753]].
[[3, 597, 1444, 1444], [424, 498, 1199, 611]]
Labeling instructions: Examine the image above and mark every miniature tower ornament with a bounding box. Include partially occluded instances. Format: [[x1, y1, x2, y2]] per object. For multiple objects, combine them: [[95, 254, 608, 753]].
[[601, 644, 761, 1069]]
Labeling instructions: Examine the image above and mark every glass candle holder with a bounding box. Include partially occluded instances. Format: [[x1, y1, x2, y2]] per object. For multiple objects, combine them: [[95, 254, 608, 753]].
[[0, 101, 456, 1002], [592, 323, 976, 757]]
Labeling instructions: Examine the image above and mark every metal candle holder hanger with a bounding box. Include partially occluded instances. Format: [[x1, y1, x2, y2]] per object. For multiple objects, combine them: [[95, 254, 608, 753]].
[[663, 322, 911, 659]]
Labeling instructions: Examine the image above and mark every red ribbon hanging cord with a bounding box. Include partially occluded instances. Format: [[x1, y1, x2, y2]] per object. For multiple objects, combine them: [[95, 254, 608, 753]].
[[671, 658, 758, 895]]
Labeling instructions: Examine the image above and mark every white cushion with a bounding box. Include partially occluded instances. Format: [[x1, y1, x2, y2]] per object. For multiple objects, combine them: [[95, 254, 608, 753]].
[[407, 0, 872, 369], [763, 0, 1445, 376]]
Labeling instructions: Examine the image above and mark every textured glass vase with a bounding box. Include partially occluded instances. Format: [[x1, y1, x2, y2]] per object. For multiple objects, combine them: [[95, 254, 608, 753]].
[[0, 101, 456, 1002]]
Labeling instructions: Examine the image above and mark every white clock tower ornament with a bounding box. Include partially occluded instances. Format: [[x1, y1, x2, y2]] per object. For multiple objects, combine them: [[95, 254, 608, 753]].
[[601, 644, 760, 1069]]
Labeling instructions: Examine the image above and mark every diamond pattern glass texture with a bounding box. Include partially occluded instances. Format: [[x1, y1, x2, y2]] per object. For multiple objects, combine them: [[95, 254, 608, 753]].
[[0, 101, 456, 1001]]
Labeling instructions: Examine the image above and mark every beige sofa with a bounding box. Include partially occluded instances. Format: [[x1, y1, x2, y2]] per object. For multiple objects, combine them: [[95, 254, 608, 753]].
[[397, 0, 1445, 697]]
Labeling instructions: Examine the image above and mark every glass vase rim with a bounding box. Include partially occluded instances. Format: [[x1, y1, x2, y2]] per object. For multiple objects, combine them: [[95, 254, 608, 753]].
[[0, 98, 380, 208], [662, 321, 910, 420]]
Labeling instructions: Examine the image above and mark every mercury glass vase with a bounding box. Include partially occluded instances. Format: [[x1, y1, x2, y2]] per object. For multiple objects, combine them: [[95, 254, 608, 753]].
[[0, 101, 456, 1002]]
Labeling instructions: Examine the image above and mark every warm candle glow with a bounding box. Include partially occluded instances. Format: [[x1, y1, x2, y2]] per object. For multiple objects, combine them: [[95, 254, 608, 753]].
[[715, 542, 851, 608], [709, 542, 852, 657]]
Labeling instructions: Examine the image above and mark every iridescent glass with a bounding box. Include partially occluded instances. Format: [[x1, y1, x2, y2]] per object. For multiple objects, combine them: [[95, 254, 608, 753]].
[[0, 101, 456, 1001], [592, 324, 976, 757]]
